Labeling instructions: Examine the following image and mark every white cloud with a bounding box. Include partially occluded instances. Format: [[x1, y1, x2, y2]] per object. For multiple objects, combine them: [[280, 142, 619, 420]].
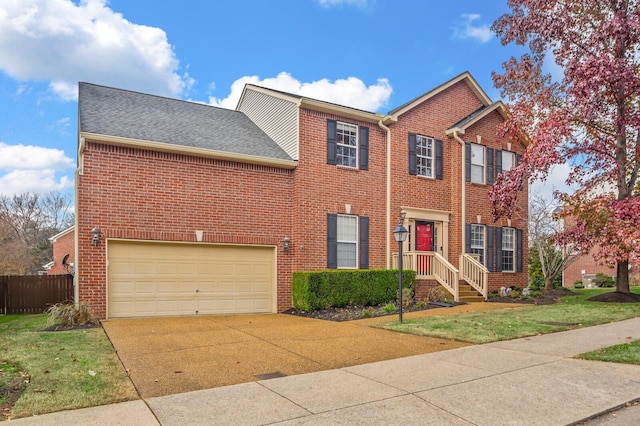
[[0, 0, 192, 100], [529, 162, 576, 203], [0, 142, 74, 170], [208, 72, 393, 112], [453, 14, 492, 43], [316, 0, 370, 8], [0, 170, 73, 195], [0, 142, 74, 195]]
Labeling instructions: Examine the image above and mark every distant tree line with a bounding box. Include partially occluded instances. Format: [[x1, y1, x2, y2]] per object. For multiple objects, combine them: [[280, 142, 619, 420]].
[[0, 191, 74, 275]]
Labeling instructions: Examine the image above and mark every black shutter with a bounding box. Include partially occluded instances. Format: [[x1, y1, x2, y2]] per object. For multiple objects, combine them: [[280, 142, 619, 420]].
[[465, 223, 472, 253], [487, 148, 494, 185], [359, 126, 369, 170], [465, 142, 471, 182], [359, 216, 369, 269], [327, 214, 337, 269], [517, 229, 523, 273], [408, 133, 417, 175], [435, 139, 443, 180], [487, 226, 495, 272], [496, 150, 503, 176], [517, 154, 524, 190], [327, 120, 337, 165], [496, 227, 503, 272]]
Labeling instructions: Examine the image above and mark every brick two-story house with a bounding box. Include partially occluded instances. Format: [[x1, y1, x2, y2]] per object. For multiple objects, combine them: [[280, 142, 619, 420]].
[[76, 71, 527, 319]]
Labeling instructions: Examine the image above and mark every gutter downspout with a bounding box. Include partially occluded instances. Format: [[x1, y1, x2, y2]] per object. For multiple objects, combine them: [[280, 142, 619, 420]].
[[378, 120, 392, 268], [74, 137, 85, 306], [451, 130, 466, 261]]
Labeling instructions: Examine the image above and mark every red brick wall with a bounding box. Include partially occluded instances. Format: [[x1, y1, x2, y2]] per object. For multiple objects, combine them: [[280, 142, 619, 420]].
[[48, 230, 75, 275], [292, 109, 387, 271], [77, 142, 294, 318], [389, 80, 528, 292], [563, 252, 616, 287], [463, 114, 528, 292]]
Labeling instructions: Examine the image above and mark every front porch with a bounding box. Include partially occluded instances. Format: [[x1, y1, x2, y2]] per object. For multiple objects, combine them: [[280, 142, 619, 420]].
[[392, 251, 488, 303]]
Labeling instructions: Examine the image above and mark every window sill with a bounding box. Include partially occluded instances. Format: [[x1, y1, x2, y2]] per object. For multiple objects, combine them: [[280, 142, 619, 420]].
[[336, 165, 361, 172]]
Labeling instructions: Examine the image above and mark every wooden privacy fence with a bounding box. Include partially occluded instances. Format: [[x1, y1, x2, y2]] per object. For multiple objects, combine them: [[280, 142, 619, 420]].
[[0, 275, 74, 315]]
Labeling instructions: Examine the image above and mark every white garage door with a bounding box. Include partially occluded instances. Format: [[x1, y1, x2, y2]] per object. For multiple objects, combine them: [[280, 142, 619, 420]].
[[107, 241, 275, 318]]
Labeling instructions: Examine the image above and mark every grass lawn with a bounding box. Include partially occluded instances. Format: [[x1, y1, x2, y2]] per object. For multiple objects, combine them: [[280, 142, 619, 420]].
[[577, 340, 640, 364], [0, 314, 138, 420], [378, 287, 640, 345]]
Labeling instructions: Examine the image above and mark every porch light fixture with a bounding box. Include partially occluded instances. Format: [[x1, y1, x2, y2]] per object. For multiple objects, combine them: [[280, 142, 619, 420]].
[[393, 211, 408, 323], [283, 237, 290, 252], [91, 227, 101, 246]]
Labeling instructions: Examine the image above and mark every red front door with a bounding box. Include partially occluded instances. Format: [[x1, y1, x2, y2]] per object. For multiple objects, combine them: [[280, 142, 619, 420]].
[[415, 221, 434, 275], [416, 221, 434, 251]]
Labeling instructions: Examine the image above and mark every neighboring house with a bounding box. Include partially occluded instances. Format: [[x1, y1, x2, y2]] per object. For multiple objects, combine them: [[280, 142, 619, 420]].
[[76, 71, 528, 319], [45, 226, 75, 275]]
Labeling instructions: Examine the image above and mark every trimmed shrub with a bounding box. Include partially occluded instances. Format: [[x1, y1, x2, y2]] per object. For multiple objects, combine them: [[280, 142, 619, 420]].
[[292, 269, 416, 312], [573, 280, 584, 289], [593, 273, 615, 288]]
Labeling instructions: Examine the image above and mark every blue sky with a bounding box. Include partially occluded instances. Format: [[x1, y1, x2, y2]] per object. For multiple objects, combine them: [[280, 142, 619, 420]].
[[0, 0, 566, 199]]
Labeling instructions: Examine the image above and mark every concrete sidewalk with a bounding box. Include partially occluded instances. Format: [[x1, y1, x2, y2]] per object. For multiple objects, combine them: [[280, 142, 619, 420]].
[[10, 317, 640, 425]]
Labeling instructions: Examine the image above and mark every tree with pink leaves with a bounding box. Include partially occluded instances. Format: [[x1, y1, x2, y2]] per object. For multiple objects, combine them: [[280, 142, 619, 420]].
[[490, 0, 640, 296]]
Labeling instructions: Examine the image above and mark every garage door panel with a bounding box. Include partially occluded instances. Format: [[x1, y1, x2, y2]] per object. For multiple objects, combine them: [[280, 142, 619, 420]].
[[108, 241, 275, 318]]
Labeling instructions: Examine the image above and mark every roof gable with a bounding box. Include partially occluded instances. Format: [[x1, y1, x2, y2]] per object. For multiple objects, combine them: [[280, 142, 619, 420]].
[[387, 72, 493, 120]]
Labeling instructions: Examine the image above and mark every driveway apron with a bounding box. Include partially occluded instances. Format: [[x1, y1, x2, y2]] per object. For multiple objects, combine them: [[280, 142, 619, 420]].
[[102, 312, 471, 398]]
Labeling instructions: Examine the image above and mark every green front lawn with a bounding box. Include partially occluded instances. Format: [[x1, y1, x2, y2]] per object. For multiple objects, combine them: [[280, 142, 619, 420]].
[[0, 315, 137, 420], [378, 287, 640, 344], [577, 340, 640, 364]]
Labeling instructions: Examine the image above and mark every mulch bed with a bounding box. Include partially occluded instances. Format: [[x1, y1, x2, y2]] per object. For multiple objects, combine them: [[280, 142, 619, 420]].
[[284, 301, 462, 322], [588, 291, 640, 303], [284, 288, 626, 322], [488, 288, 575, 305]]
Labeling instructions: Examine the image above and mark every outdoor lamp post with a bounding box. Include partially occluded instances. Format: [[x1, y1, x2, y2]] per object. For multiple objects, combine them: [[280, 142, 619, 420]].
[[393, 216, 408, 323]]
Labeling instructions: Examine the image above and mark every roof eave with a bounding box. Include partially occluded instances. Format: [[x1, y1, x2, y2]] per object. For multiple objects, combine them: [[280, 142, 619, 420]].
[[79, 132, 298, 169], [299, 98, 384, 123]]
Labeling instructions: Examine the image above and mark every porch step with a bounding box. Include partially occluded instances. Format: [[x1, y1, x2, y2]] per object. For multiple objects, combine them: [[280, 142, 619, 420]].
[[458, 283, 485, 303]]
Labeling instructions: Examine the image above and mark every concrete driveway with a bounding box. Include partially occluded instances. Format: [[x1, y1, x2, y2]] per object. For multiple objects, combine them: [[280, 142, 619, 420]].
[[102, 303, 515, 398]]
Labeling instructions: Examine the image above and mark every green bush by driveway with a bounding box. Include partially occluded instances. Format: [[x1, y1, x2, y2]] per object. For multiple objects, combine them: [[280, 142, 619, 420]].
[[292, 269, 416, 311]]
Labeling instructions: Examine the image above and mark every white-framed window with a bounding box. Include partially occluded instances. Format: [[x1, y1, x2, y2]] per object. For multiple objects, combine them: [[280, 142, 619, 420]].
[[502, 151, 515, 173], [502, 227, 515, 272], [416, 135, 434, 178], [470, 224, 485, 263], [470, 143, 485, 184], [336, 122, 357, 168], [337, 214, 358, 268]]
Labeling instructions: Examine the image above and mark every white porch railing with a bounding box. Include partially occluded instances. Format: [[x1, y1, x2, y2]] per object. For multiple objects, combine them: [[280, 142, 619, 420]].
[[392, 251, 460, 302], [460, 253, 489, 299]]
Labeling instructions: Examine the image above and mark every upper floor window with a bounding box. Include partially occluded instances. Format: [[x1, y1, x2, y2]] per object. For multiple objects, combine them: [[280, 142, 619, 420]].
[[501, 151, 515, 173], [327, 120, 369, 170], [408, 134, 443, 179], [336, 122, 357, 168], [416, 135, 434, 178], [470, 143, 485, 184], [501, 227, 515, 272]]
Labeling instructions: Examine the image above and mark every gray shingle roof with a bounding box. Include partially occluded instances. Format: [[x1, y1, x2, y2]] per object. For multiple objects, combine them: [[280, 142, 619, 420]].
[[78, 83, 294, 162]]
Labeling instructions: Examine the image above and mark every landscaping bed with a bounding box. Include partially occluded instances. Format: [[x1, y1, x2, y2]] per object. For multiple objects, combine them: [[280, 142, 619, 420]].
[[284, 300, 461, 322]]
